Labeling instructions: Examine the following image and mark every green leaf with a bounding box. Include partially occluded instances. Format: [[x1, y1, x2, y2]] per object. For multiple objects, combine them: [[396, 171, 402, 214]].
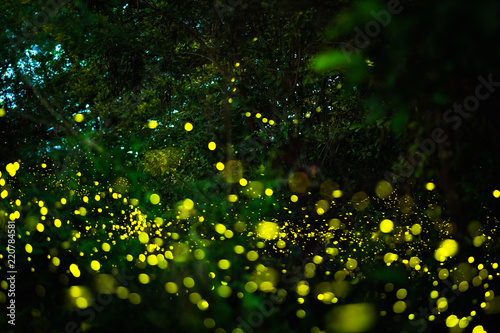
[[391, 110, 408, 133], [312, 50, 362, 71]]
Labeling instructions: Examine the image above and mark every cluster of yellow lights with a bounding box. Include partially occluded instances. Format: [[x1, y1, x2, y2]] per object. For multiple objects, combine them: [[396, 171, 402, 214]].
[[1, 159, 499, 333]]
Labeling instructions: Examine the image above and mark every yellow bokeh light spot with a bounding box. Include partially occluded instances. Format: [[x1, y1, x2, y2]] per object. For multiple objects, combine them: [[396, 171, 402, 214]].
[[183, 277, 195, 288], [375, 180, 393, 199], [9, 211, 20, 221], [396, 289, 407, 299], [197, 300, 209, 310], [69, 286, 83, 298], [493, 190, 500, 198], [313, 256, 323, 264], [217, 285, 232, 298], [228, 194, 238, 202], [148, 120, 158, 129], [315, 200, 330, 215], [459, 317, 469, 328], [165, 282, 178, 294], [147, 254, 158, 266], [76, 297, 89, 309], [0, 108, 5, 117], [218, 259, 230, 270], [245, 281, 258, 293], [102, 243, 111, 252], [328, 303, 376, 332], [247, 251, 258, 261], [291, 195, 298, 202], [79, 207, 87, 216], [393, 300, 406, 313], [239, 178, 248, 186], [194, 249, 205, 260], [446, 315, 459, 328], [230, 246, 243, 256], [208, 142, 216, 150], [346, 258, 358, 270], [459, 281, 469, 292], [184, 122, 193, 131], [9, 162, 20, 174], [265, 188, 273, 196], [138, 273, 150, 284], [215, 224, 226, 234], [154, 217, 164, 226], [426, 182, 435, 191], [25, 244, 33, 254], [129, 293, 141, 304], [411, 224, 422, 235], [204, 318, 216, 329], [216, 162, 225, 171], [189, 292, 202, 304], [36, 223, 45, 232], [183, 198, 194, 210], [296, 281, 310, 296], [380, 219, 394, 233], [438, 268, 449, 280], [52, 257, 60, 266], [138, 232, 149, 244], [69, 264, 81, 278], [384, 252, 398, 265], [149, 193, 160, 205], [90, 260, 101, 271], [473, 235, 485, 247], [437, 297, 448, 311], [409, 257, 420, 268], [434, 239, 459, 261], [257, 221, 279, 240], [332, 190, 343, 198], [74, 113, 84, 122]]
